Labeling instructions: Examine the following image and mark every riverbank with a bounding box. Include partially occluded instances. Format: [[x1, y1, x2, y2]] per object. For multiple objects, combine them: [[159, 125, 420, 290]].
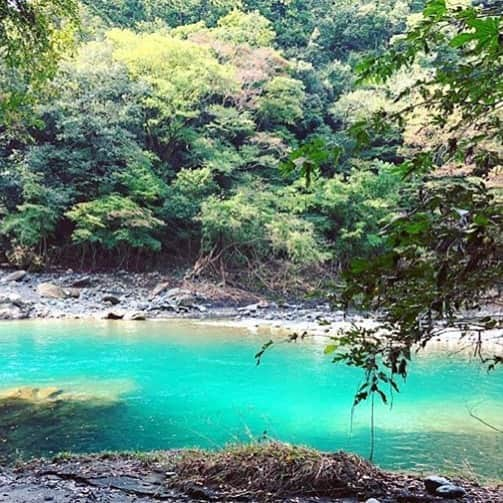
[[0, 269, 327, 321], [1, 444, 501, 502], [1, 269, 501, 347]]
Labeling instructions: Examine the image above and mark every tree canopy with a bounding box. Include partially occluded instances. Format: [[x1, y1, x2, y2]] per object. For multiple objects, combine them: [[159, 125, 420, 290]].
[[257, 0, 503, 410], [0, 0, 501, 314]]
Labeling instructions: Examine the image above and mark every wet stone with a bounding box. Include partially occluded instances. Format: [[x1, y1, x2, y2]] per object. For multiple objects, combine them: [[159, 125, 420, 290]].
[[424, 475, 451, 494], [435, 484, 467, 499]]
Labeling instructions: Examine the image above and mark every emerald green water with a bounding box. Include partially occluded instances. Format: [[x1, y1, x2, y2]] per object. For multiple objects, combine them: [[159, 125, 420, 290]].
[[0, 320, 502, 479]]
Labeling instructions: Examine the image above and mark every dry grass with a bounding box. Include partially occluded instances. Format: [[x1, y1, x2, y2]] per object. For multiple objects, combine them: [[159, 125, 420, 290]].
[[172, 442, 384, 499], [181, 278, 264, 304]]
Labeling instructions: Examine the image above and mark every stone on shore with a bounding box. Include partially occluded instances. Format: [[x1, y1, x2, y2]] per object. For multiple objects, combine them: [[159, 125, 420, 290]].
[[237, 301, 269, 315], [71, 276, 92, 288], [1, 270, 27, 283], [0, 293, 31, 320], [126, 312, 147, 321], [0, 304, 27, 320], [424, 475, 451, 494], [37, 282, 67, 299], [151, 281, 171, 297], [64, 287, 81, 298], [103, 294, 121, 305], [0, 293, 25, 307], [104, 311, 125, 320], [435, 484, 467, 499]]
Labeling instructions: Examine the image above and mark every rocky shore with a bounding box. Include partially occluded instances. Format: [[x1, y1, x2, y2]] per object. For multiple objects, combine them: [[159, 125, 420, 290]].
[[1, 269, 502, 348], [1, 445, 502, 502], [0, 269, 352, 326]]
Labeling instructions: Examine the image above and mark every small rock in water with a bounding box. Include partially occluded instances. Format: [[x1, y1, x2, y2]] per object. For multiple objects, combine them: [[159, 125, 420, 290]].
[[104, 311, 125, 320], [424, 475, 451, 494], [365, 499, 381, 503], [435, 484, 467, 499]]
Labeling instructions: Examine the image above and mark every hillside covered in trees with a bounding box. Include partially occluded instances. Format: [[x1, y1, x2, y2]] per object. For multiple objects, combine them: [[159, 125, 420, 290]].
[[0, 0, 501, 296], [0, 1, 422, 285]]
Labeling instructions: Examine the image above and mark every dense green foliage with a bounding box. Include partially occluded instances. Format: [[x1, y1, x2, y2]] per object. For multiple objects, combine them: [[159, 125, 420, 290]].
[[324, 0, 502, 405], [1, 0, 421, 284], [254, 0, 502, 425], [1, 0, 501, 307], [0, 0, 79, 124]]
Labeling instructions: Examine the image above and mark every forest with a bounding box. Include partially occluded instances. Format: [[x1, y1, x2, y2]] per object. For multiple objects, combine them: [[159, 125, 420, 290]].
[[0, 0, 431, 288]]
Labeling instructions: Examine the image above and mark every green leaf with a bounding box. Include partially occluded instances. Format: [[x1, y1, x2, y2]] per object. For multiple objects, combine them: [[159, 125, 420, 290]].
[[450, 33, 475, 48], [473, 214, 489, 226], [324, 344, 338, 355], [404, 219, 429, 235], [424, 0, 447, 19]]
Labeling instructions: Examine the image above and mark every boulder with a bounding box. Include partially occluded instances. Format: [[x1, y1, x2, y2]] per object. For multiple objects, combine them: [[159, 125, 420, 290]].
[[64, 288, 81, 299], [0, 293, 26, 308], [104, 311, 125, 320], [156, 288, 200, 308], [126, 312, 147, 321], [1, 270, 27, 283], [103, 295, 121, 305], [424, 476, 451, 495], [151, 281, 171, 297], [0, 305, 26, 320], [435, 485, 467, 499], [0, 386, 64, 402], [37, 283, 67, 299], [71, 276, 92, 288], [173, 293, 196, 307]]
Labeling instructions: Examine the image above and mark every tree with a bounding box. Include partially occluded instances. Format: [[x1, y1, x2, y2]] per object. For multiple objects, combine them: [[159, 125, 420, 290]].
[[211, 9, 275, 47], [0, 0, 78, 124], [197, 185, 329, 284], [305, 162, 402, 266], [0, 40, 163, 265], [66, 194, 163, 265], [327, 0, 503, 403], [257, 0, 502, 415], [107, 28, 236, 160], [258, 76, 305, 127]]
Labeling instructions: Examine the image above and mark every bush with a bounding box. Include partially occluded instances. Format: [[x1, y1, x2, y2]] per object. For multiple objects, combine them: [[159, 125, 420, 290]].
[[66, 194, 163, 253], [199, 187, 329, 267], [305, 162, 401, 265]]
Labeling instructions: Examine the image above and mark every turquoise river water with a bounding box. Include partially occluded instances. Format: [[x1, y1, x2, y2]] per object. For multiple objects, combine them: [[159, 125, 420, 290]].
[[0, 320, 502, 479]]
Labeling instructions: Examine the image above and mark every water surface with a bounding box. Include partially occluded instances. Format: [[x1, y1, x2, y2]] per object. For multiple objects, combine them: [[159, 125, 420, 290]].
[[0, 320, 502, 479]]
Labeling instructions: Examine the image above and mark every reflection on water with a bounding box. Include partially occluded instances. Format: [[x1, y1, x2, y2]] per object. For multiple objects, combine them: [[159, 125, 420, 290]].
[[0, 389, 126, 462], [0, 320, 502, 480]]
